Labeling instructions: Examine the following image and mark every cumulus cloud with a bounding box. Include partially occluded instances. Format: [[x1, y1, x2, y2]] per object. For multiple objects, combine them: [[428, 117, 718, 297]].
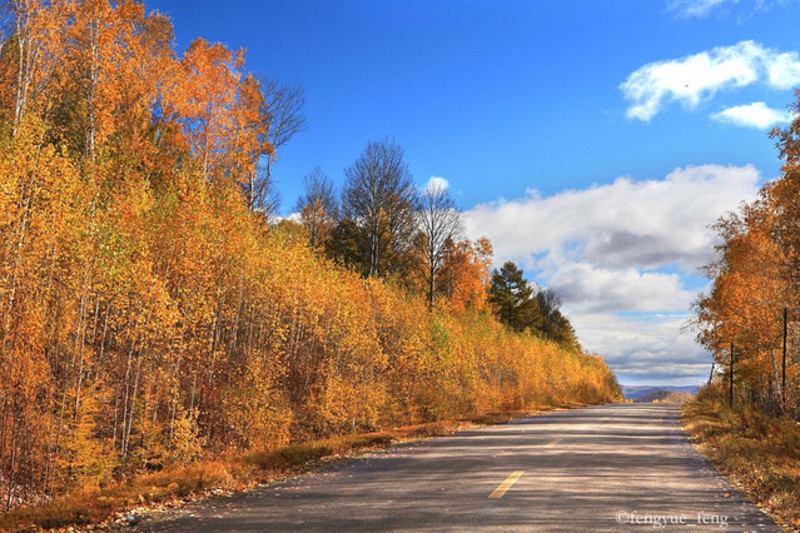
[[570, 312, 709, 385], [766, 49, 800, 88], [424, 175, 449, 193], [620, 41, 800, 121], [464, 164, 761, 384], [711, 101, 790, 128], [549, 263, 694, 314], [465, 163, 760, 283]]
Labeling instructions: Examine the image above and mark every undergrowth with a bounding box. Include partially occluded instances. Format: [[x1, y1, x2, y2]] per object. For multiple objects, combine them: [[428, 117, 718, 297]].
[[682, 384, 800, 532]]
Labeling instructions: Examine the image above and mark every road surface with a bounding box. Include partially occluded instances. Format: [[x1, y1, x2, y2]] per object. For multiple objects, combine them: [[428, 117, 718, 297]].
[[135, 403, 781, 532]]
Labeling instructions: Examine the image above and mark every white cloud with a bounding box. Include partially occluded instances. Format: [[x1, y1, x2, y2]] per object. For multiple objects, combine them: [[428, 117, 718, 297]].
[[464, 164, 762, 385], [465, 163, 760, 282], [668, 0, 732, 18], [765, 51, 800, 88], [269, 212, 303, 225], [620, 41, 800, 121], [711, 101, 789, 128], [424, 175, 449, 193], [668, 0, 796, 19], [570, 312, 710, 385], [549, 263, 693, 314]]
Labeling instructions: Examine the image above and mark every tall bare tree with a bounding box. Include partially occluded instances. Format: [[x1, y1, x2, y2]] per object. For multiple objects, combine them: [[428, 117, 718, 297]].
[[295, 166, 339, 248], [342, 138, 418, 278], [256, 77, 307, 215], [417, 181, 463, 309]]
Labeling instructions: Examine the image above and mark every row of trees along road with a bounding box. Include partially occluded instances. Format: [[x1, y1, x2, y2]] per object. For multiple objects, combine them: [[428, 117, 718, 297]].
[[293, 137, 579, 345], [0, 0, 620, 510], [693, 89, 800, 418]]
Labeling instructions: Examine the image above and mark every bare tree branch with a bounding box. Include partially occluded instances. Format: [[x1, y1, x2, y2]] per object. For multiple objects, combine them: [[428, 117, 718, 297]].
[[417, 181, 463, 309], [295, 166, 339, 248], [342, 138, 418, 277]]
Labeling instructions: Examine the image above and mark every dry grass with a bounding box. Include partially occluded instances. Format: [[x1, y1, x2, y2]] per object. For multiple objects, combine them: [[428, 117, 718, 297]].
[[0, 407, 566, 532], [0, 461, 243, 532], [682, 386, 800, 532]]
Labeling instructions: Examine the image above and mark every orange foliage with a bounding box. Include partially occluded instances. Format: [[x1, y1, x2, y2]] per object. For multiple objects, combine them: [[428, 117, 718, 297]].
[[0, 0, 620, 511], [438, 237, 493, 314], [695, 91, 800, 414]]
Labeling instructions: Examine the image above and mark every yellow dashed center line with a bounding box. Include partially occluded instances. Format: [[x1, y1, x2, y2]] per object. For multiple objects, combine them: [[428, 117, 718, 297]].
[[543, 439, 560, 448], [488, 470, 525, 499]]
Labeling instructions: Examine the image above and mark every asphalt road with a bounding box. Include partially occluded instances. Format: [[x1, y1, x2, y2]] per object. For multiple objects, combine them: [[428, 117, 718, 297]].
[[135, 403, 782, 532]]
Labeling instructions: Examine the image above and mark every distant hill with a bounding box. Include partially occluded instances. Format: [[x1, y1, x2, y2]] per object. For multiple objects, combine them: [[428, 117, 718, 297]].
[[623, 385, 698, 403]]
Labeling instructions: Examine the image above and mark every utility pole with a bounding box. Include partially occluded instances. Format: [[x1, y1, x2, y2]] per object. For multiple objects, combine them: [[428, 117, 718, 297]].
[[729, 342, 734, 408]]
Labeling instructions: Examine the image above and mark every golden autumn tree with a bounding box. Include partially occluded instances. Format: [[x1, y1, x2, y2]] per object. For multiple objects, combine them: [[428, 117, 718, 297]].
[[694, 201, 787, 408], [438, 237, 493, 314], [695, 91, 800, 414], [0, 0, 68, 135], [233, 73, 273, 210], [769, 89, 800, 301], [164, 37, 241, 177]]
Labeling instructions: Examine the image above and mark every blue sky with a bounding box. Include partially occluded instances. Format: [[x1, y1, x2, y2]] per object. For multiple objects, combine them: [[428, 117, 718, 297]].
[[147, 0, 800, 386]]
